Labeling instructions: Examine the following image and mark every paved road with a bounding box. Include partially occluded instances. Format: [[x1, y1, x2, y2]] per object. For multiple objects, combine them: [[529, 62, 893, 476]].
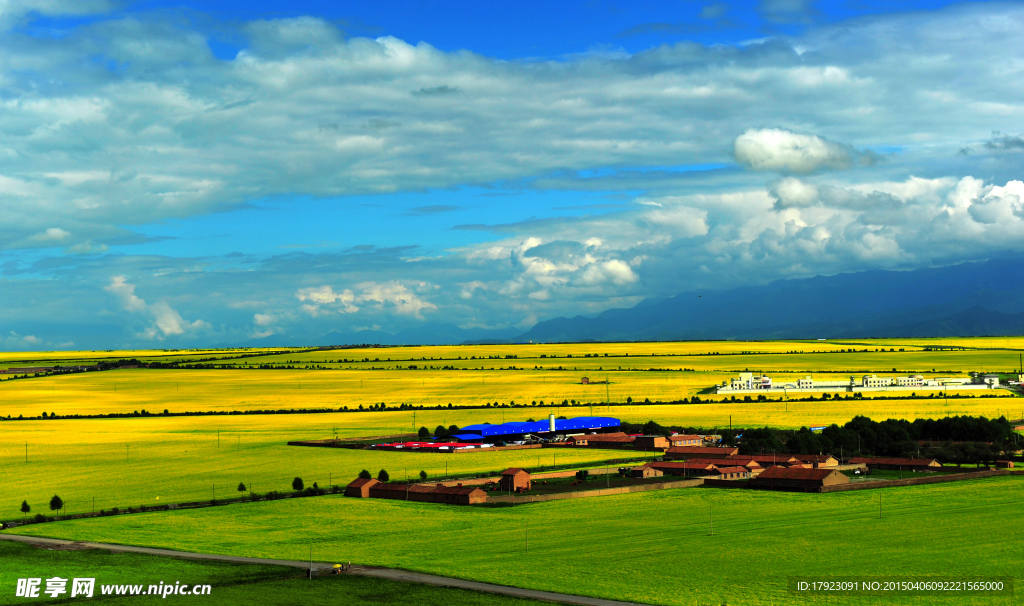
[[0, 533, 650, 606]]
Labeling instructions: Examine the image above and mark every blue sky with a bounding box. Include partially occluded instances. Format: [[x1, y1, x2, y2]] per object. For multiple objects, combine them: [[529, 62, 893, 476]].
[[1, 0, 1023, 350]]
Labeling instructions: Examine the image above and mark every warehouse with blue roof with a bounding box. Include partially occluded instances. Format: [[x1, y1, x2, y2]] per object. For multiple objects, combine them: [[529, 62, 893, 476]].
[[451, 414, 620, 443]]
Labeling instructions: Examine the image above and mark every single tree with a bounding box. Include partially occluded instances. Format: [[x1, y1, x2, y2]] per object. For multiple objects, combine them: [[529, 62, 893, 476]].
[[292, 477, 304, 492], [237, 482, 246, 492], [358, 469, 372, 480], [377, 469, 390, 482], [434, 425, 448, 438], [20, 500, 30, 518], [312, 482, 319, 489], [447, 424, 459, 436], [49, 495, 63, 512], [418, 426, 430, 439]]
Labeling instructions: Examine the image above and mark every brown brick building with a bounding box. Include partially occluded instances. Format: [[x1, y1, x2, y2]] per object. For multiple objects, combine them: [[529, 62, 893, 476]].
[[664, 446, 739, 460], [345, 478, 379, 498], [499, 468, 532, 492], [749, 466, 849, 491]]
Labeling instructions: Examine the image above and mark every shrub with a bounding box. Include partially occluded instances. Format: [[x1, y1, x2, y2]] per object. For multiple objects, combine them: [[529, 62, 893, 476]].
[[292, 477, 304, 491], [33, 513, 47, 523], [359, 469, 372, 480], [419, 470, 427, 481], [377, 469, 390, 482]]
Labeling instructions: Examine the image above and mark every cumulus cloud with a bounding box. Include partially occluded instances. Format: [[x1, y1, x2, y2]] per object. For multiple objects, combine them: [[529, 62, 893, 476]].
[[734, 129, 875, 174], [104, 276, 208, 339], [0, 3, 1019, 253], [296, 282, 435, 319]]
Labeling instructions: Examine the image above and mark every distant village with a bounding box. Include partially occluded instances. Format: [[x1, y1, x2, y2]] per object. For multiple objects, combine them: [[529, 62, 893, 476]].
[[717, 371, 1019, 394]]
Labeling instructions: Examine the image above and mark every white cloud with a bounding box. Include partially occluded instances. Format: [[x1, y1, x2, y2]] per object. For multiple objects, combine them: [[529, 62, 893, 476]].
[[734, 129, 872, 174], [296, 285, 359, 314], [295, 281, 435, 319], [104, 276, 208, 339], [29, 227, 71, 243], [357, 281, 437, 319]]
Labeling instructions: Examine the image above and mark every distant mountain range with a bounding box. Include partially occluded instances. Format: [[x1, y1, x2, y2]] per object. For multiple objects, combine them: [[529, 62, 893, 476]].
[[238, 258, 1024, 348], [516, 258, 1024, 343]]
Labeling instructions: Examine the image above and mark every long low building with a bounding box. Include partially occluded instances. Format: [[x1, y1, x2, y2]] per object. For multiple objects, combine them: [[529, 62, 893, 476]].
[[457, 415, 621, 443], [849, 457, 942, 471], [748, 466, 850, 491], [718, 372, 996, 394], [664, 446, 739, 460], [347, 479, 488, 505]]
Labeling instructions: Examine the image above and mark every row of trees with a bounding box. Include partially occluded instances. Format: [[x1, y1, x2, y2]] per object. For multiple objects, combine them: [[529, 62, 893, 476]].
[[418, 425, 460, 439], [720, 415, 1018, 465], [357, 469, 428, 482]]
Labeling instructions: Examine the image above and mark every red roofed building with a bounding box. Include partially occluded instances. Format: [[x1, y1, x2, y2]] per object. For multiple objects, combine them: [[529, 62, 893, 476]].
[[748, 454, 804, 468], [345, 478, 379, 498], [649, 461, 718, 476], [668, 434, 702, 447], [569, 432, 635, 446], [790, 454, 840, 468], [431, 485, 488, 505], [664, 446, 739, 460], [710, 465, 751, 480], [499, 468, 532, 492], [849, 457, 942, 471], [749, 466, 849, 491]]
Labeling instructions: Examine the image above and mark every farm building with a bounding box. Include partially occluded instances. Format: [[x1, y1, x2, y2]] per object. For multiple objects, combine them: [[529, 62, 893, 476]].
[[431, 486, 488, 505], [581, 377, 590, 384], [368, 483, 436, 501], [749, 466, 850, 491], [633, 435, 669, 450], [500, 468, 532, 492], [688, 457, 764, 474], [995, 460, 1014, 468], [356, 482, 489, 505], [849, 457, 942, 471], [458, 415, 621, 443], [748, 454, 806, 468], [649, 461, 718, 476], [712, 466, 750, 480], [568, 432, 634, 446], [345, 478, 379, 498], [629, 464, 664, 478], [665, 445, 739, 460], [791, 454, 840, 468], [667, 434, 702, 447]]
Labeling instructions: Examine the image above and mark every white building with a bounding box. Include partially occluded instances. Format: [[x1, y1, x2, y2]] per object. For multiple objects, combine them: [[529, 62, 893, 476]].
[[861, 375, 892, 388], [896, 375, 924, 387]]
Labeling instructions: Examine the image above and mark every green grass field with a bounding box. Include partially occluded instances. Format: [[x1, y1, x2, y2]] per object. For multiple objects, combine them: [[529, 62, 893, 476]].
[[9, 476, 1021, 606], [0, 540, 545, 606]]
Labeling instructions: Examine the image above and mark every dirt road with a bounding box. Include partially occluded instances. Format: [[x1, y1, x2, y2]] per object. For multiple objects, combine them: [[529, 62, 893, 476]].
[[1, 533, 651, 606]]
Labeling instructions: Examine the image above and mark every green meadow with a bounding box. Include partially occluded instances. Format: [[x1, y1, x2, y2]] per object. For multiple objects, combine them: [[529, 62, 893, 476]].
[[10, 475, 1022, 606], [0, 540, 543, 606]]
